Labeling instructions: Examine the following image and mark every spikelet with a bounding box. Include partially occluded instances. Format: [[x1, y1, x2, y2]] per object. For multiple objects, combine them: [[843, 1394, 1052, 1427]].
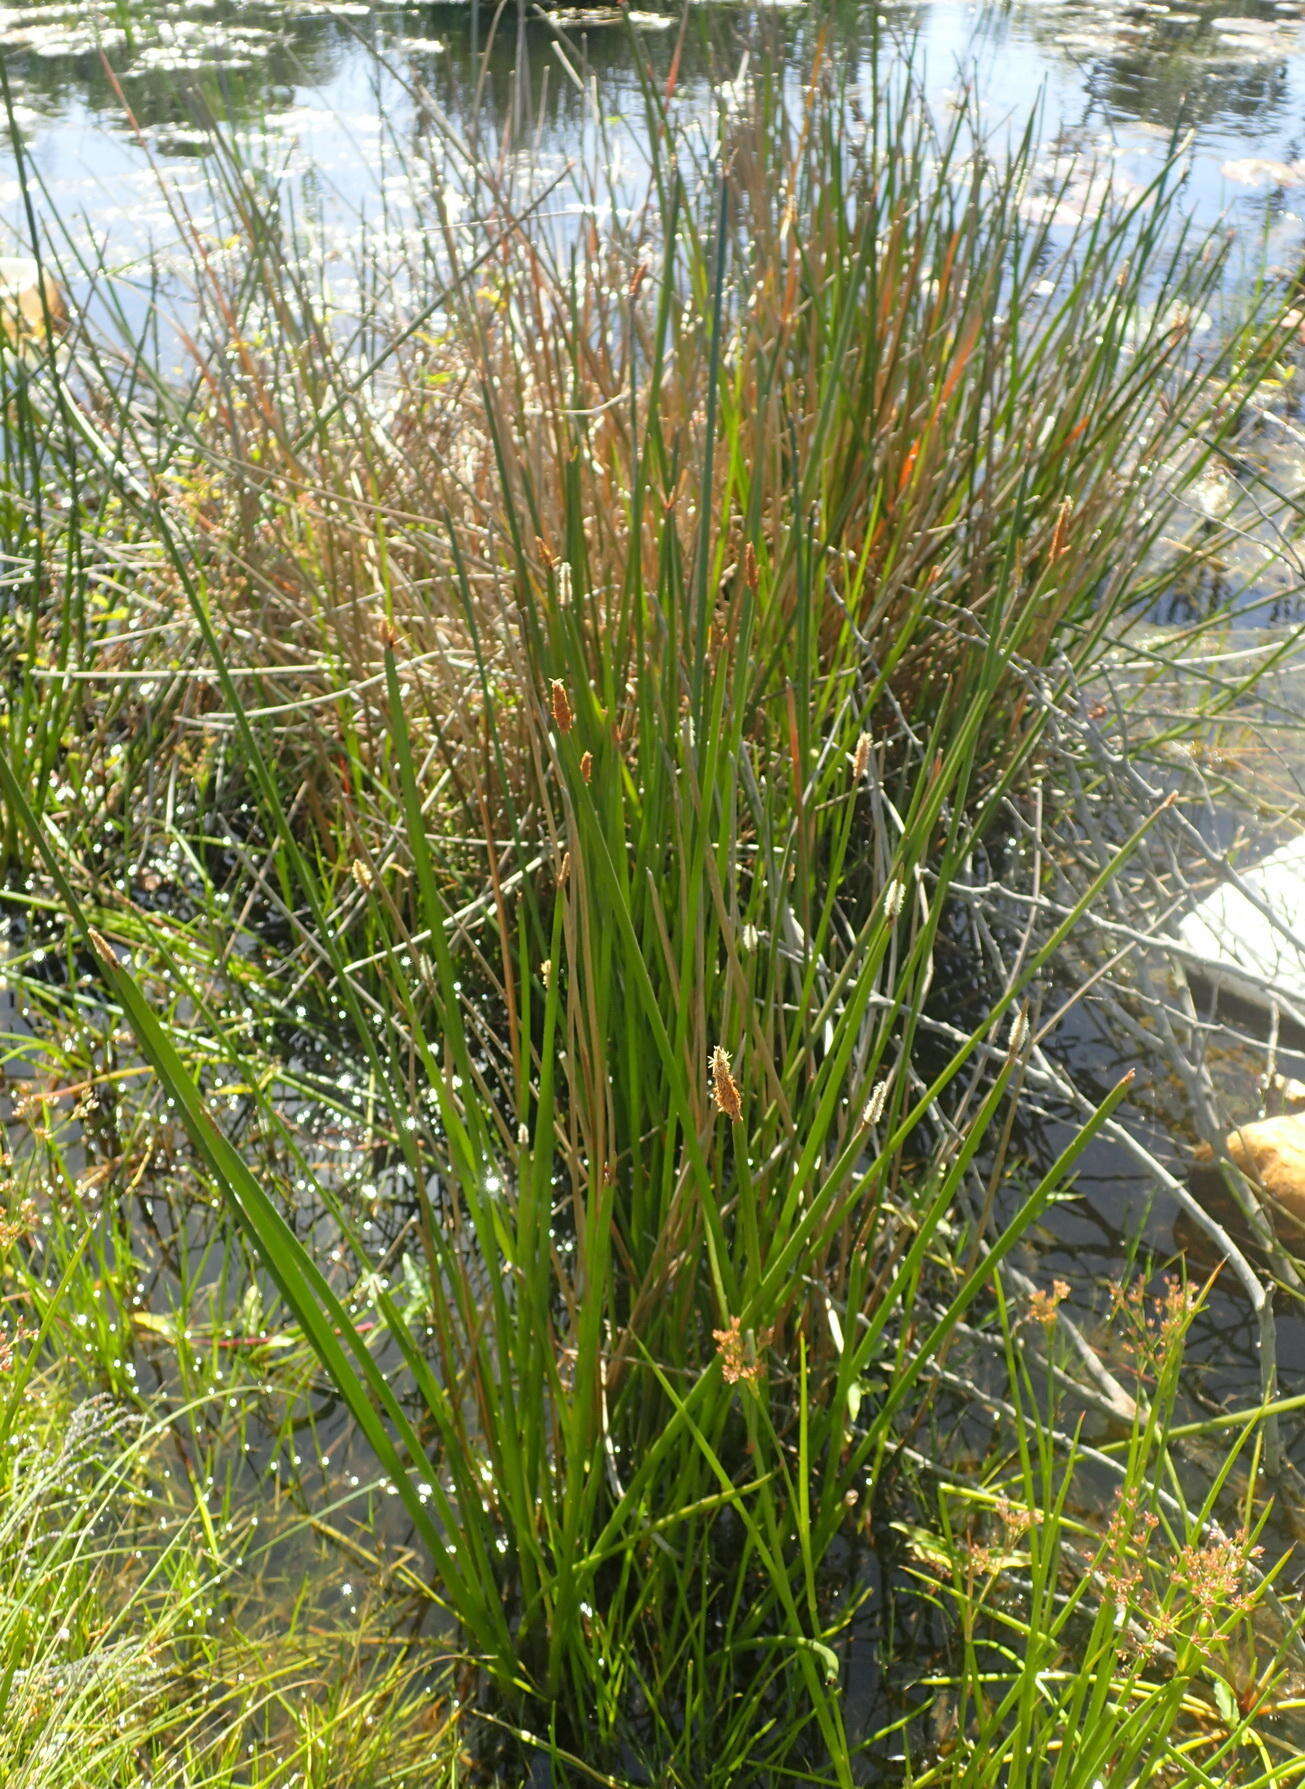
[[1049, 495, 1072, 563], [861, 1078, 889, 1128], [549, 679, 574, 733], [710, 1045, 742, 1122]]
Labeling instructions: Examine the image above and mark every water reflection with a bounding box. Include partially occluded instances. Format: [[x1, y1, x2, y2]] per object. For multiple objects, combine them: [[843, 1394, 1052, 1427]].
[[0, 0, 898, 146], [1, 0, 400, 130], [961, 0, 1305, 157], [1016, 0, 1297, 137], [7, 0, 1305, 262]]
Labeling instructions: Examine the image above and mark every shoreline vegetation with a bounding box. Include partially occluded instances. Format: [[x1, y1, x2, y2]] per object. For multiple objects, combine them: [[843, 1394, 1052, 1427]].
[[5, 21, 1305, 1783]]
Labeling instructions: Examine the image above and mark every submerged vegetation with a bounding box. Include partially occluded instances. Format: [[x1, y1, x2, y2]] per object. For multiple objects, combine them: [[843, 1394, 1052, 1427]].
[[5, 18, 1305, 1784]]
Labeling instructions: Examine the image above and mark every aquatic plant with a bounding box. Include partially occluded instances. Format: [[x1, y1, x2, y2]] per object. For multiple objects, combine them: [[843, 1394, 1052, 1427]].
[[2, 26, 1304, 1786]]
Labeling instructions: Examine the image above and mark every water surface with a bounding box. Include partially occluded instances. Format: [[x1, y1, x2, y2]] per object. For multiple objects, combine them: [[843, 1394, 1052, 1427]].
[[8, 0, 1305, 269]]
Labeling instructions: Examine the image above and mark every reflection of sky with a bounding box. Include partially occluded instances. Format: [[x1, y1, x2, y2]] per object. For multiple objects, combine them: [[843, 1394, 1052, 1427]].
[[924, 0, 1305, 242], [8, 0, 1305, 271]]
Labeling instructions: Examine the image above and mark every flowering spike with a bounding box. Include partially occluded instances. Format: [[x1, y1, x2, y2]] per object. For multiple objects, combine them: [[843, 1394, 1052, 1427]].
[[711, 1046, 742, 1122], [549, 680, 574, 733]]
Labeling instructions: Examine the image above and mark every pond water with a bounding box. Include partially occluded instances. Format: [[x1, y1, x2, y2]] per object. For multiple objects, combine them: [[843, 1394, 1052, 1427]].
[[9, 0, 1305, 274]]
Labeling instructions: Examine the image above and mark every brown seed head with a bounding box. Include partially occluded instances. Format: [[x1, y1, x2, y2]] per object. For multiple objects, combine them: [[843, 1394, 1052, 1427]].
[[1049, 496, 1072, 563], [549, 680, 574, 733], [711, 1045, 742, 1123], [580, 751, 593, 783], [87, 928, 117, 967]]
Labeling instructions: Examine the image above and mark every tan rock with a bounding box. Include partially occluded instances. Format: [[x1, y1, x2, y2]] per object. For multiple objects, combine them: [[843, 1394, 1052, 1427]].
[[0, 257, 65, 345], [1224, 1115, 1305, 1241]]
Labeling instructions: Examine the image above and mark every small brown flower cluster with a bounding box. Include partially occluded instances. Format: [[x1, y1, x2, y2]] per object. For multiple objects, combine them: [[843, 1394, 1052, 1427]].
[[713, 1315, 764, 1387], [1112, 1274, 1200, 1335], [0, 1319, 31, 1374], [1026, 1279, 1070, 1329], [965, 1538, 996, 1577], [1108, 1274, 1202, 1379], [1101, 1487, 1263, 1655], [1175, 1527, 1263, 1624], [12, 1083, 54, 1142], [966, 1498, 1038, 1582], [0, 1201, 36, 1253], [1154, 1276, 1201, 1342], [995, 1496, 1035, 1540], [1103, 1487, 1159, 1602], [1135, 1528, 1264, 1657]]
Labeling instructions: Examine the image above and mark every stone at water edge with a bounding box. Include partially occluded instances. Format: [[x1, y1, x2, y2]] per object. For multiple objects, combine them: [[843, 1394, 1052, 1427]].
[[1176, 835, 1305, 1018], [1209, 1114, 1305, 1242], [1181, 1119, 1305, 1258], [0, 257, 65, 343]]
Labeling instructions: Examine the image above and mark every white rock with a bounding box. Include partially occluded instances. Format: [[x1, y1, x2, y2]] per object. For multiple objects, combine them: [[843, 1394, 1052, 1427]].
[[1177, 836, 1305, 1018]]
